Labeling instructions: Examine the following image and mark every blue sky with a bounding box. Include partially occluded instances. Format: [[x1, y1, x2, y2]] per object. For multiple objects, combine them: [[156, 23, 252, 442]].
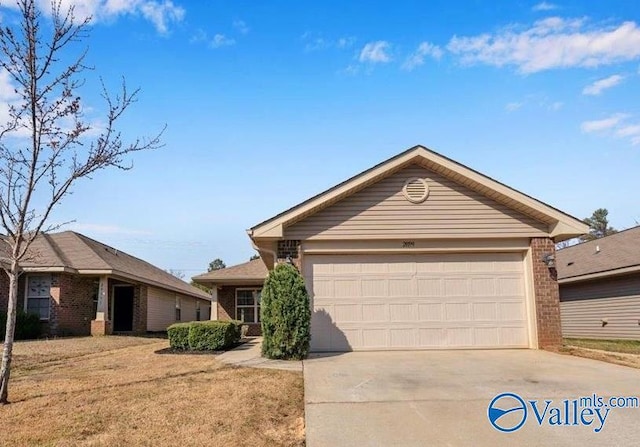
[[2, 0, 640, 277]]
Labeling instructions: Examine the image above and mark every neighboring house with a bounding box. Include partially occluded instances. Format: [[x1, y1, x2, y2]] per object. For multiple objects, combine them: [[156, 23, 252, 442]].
[[0, 231, 212, 336], [557, 226, 640, 340], [192, 259, 268, 336], [195, 145, 588, 352]]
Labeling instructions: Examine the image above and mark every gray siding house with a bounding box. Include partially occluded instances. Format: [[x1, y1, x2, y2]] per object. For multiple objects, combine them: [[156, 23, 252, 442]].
[[557, 226, 640, 340]]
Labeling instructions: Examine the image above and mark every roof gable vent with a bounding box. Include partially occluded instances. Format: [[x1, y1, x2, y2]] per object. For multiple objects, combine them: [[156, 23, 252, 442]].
[[402, 177, 429, 204]]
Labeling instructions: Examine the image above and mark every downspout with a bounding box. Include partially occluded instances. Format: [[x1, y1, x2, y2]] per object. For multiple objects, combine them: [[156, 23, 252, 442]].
[[248, 231, 278, 269]]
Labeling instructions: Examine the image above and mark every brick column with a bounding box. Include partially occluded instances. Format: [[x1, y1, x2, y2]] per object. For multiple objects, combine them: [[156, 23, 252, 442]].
[[531, 237, 562, 349]]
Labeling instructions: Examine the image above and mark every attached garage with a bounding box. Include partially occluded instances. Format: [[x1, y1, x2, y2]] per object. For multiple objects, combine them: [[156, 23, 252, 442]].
[[305, 252, 532, 351], [248, 145, 588, 351]]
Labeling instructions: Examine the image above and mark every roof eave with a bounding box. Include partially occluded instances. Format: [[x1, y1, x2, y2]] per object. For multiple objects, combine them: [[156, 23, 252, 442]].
[[558, 264, 640, 284]]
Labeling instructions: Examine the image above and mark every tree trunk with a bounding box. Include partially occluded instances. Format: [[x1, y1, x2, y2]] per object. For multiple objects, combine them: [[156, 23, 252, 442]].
[[0, 261, 19, 404]]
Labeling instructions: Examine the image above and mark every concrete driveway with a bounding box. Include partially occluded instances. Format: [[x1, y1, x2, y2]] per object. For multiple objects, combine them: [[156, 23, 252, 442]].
[[304, 350, 640, 446]]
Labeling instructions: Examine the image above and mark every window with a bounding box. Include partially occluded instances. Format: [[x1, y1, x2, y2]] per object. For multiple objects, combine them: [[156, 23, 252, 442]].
[[236, 289, 261, 323], [26, 275, 51, 320], [91, 280, 100, 317], [196, 301, 201, 321], [175, 296, 181, 321]]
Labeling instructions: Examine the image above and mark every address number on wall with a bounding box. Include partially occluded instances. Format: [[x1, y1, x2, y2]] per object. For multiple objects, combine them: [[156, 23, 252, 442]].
[[402, 241, 415, 248]]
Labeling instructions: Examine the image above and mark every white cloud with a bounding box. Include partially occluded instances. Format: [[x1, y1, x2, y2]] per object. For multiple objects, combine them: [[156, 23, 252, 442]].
[[301, 33, 355, 52], [549, 101, 563, 111], [447, 17, 640, 73], [402, 42, 443, 70], [581, 113, 629, 133], [505, 102, 523, 112], [210, 33, 235, 48], [1, 0, 185, 34], [532, 2, 558, 11], [582, 74, 624, 95], [359, 41, 392, 63], [190, 30, 236, 48], [232, 19, 249, 34], [337, 36, 356, 49], [138, 1, 185, 34]]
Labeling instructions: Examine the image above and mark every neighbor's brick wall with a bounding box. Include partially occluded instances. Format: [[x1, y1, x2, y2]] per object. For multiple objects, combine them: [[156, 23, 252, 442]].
[[217, 285, 261, 336], [531, 237, 562, 349], [0, 270, 9, 312], [56, 274, 98, 336], [133, 284, 148, 333]]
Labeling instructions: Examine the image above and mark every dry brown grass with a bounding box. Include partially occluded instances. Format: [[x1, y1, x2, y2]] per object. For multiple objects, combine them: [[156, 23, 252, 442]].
[[561, 340, 640, 369], [0, 336, 304, 447]]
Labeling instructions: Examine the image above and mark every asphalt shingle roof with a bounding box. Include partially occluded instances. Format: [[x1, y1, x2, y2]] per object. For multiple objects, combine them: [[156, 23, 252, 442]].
[[192, 258, 268, 284], [10, 231, 210, 299], [556, 226, 640, 280]]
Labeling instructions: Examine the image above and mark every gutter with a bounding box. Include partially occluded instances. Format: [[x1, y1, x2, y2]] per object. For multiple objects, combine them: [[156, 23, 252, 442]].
[[558, 264, 640, 284]]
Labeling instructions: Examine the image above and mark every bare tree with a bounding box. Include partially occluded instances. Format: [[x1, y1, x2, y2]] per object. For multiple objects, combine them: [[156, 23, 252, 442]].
[[166, 269, 185, 280], [0, 0, 162, 404]]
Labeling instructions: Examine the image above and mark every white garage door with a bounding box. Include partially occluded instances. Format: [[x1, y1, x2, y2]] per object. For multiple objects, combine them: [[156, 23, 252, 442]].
[[305, 253, 530, 351]]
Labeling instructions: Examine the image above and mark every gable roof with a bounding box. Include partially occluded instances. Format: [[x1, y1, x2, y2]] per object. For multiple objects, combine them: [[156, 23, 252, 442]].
[[556, 226, 640, 283], [192, 258, 268, 285], [248, 145, 588, 241], [6, 231, 211, 300]]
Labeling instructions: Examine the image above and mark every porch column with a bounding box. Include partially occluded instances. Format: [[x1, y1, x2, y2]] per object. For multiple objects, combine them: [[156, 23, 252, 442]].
[[210, 286, 218, 320], [91, 275, 112, 335]]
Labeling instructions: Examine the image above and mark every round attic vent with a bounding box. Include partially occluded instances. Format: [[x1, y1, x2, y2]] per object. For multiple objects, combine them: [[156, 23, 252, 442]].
[[402, 177, 429, 203]]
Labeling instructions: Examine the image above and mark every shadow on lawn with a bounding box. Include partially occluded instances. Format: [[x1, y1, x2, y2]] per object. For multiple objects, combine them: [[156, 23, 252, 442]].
[[154, 340, 248, 356]]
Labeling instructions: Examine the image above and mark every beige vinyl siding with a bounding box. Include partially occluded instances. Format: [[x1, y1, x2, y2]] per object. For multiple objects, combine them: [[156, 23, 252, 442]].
[[147, 287, 178, 331], [285, 164, 548, 240], [147, 287, 211, 331], [560, 274, 640, 340]]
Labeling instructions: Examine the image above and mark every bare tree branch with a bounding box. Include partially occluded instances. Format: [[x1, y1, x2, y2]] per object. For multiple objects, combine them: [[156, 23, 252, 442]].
[[0, 0, 163, 404]]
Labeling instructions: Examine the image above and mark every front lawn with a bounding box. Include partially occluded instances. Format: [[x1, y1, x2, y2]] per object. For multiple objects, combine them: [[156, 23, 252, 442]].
[[563, 338, 640, 369], [0, 336, 304, 446]]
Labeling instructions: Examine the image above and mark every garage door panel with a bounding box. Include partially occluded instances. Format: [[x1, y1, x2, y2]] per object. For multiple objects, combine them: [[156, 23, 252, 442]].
[[334, 304, 361, 322], [472, 302, 498, 321], [362, 279, 387, 296], [444, 302, 470, 321], [362, 303, 388, 321], [419, 328, 445, 347], [306, 253, 530, 351], [418, 303, 443, 321]]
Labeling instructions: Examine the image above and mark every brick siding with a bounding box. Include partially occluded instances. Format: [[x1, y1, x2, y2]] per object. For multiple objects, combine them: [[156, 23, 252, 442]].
[[531, 237, 562, 349], [0, 270, 9, 312]]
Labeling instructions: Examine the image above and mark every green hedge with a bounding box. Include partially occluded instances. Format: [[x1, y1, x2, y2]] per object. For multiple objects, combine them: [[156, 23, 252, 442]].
[[0, 310, 42, 341], [168, 320, 241, 351], [167, 322, 191, 350], [261, 263, 311, 360]]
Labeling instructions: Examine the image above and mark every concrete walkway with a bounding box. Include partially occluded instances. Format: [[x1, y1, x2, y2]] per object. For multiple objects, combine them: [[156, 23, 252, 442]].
[[216, 337, 303, 372]]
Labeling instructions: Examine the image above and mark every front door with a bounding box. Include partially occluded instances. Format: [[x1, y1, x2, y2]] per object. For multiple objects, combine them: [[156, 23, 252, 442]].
[[113, 286, 134, 332]]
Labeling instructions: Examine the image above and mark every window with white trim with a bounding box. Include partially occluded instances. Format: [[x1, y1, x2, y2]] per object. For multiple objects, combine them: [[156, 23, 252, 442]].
[[175, 296, 181, 321], [26, 275, 52, 321], [236, 289, 261, 323]]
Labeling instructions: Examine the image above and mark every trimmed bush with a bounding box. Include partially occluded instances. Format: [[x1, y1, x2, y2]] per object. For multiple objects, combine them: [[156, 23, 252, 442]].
[[188, 320, 241, 351], [167, 322, 191, 350], [0, 310, 42, 341], [261, 263, 311, 360], [168, 320, 241, 351]]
